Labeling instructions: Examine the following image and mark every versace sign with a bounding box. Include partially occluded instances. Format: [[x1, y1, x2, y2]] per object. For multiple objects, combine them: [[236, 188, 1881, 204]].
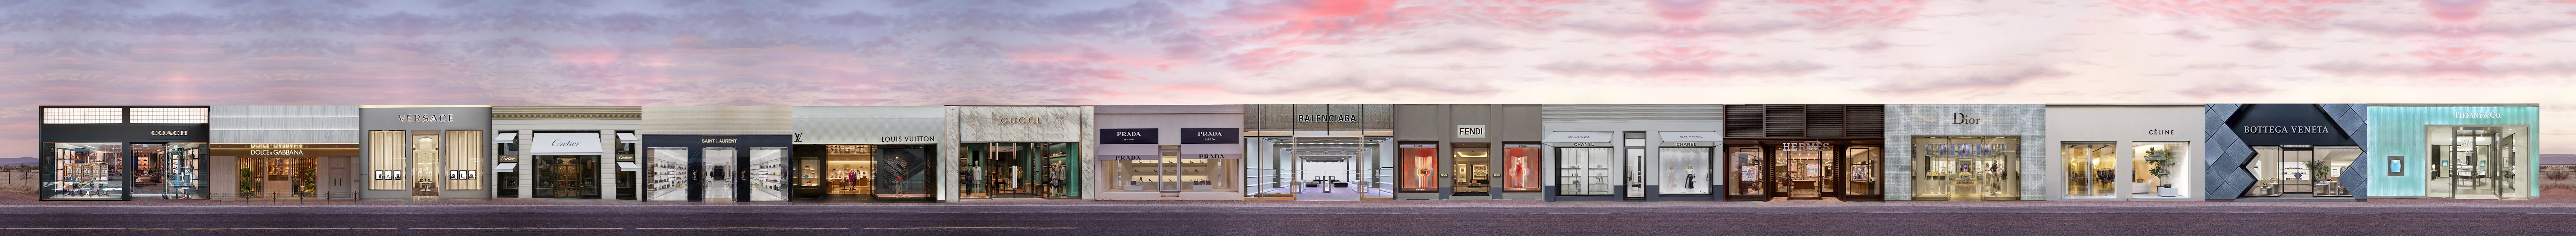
[[398, 114, 458, 123]]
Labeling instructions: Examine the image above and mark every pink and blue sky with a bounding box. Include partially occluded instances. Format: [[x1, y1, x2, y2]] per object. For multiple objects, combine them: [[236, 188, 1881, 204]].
[[4, 0, 2573, 156]]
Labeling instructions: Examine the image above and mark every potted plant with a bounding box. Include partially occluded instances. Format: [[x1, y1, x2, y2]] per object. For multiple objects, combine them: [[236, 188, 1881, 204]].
[[2142, 147, 2178, 197]]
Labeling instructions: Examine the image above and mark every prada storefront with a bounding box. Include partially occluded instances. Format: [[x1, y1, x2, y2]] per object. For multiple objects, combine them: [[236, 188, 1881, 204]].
[[1095, 105, 1244, 200], [1243, 104, 1396, 201], [1540, 104, 1724, 201], [359, 106, 492, 200], [493, 106, 641, 200], [38, 106, 211, 200], [1394, 104, 1543, 200], [1720, 105, 1885, 201], [1886, 104, 2046, 201], [790, 106, 942, 202], [2207, 104, 2365, 201], [642, 106, 793, 202], [211, 105, 361, 200], [945, 106, 1092, 200]]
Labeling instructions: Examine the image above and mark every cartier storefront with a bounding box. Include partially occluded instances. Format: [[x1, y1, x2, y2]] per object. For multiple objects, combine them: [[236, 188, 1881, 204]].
[[38, 106, 212, 200], [1394, 104, 1542, 200], [1541, 104, 1724, 201], [642, 106, 793, 202], [493, 106, 641, 200], [1886, 104, 2046, 201], [790, 106, 941, 202], [358, 106, 492, 200], [210, 106, 361, 200], [1243, 104, 1396, 201], [1721, 105, 1885, 201]]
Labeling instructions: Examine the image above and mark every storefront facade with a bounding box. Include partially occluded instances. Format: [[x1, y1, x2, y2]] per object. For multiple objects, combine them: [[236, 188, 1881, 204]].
[[1242, 104, 1396, 201], [38, 106, 212, 200], [1394, 104, 1542, 200], [2205, 104, 2366, 200], [1885, 104, 2046, 201], [1541, 104, 1724, 201], [210, 106, 359, 200], [790, 106, 942, 202], [943, 106, 1092, 200], [1722, 105, 1886, 201], [641, 106, 793, 202], [1095, 105, 1245, 200], [493, 106, 641, 200], [358, 106, 493, 200], [2043, 104, 2204, 200], [2363, 104, 2537, 199]]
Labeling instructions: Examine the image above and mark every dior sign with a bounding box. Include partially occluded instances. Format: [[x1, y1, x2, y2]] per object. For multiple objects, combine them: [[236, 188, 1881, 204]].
[[1950, 113, 1980, 124]]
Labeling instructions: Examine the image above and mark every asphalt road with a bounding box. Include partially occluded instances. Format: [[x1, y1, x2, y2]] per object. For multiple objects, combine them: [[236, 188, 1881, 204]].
[[4, 205, 2576, 235]]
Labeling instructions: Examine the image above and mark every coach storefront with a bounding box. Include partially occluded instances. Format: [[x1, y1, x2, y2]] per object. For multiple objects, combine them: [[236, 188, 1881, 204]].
[[791, 106, 941, 202], [1395, 104, 1542, 200], [359, 106, 492, 200], [1541, 104, 1724, 201], [1096, 105, 1244, 200], [38, 106, 212, 200], [1720, 105, 1885, 201], [493, 106, 641, 200], [642, 106, 793, 202], [945, 106, 1092, 200], [1886, 104, 2045, 201], [2043, 104, 2203, 201], [2207, 104, 2365, 201], [2365, 104, 2537, 200], [211, 106, 360, 200], [1243, 104, 1396, 201]]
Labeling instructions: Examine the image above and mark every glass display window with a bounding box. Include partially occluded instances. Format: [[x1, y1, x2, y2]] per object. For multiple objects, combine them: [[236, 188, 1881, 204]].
[[645, 147, 690, 201], [2132, 142, 2187, 198], [443, 130, 486, 191], [2062, 142, 2116, 199], [2243, 145, 2358, 198], [1911, 136, 2021, 201], [1500, 144, 1541, 192], [874, 145, 935, 198], [1657, 147, 1714, 195], [365, 131, 407, 191], [1728, 147, 1764, 196], [1843, 146, 1879, 195], [1398, 143, 1438, 192], [1555, 147, 1614, 195], [1773, 143, 1836, 198], [45, 143, 126, 200], [1106, 145, 1242, 193], [2424, 126, 2521, 199], [748, 147, 788, 201]]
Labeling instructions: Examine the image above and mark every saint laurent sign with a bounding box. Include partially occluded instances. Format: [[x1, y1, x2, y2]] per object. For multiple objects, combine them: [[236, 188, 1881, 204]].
[[1295, 115, 1360, 122], [2239, 126, 2330, 133], [398, 114, 458, 123], [701, 139, 737, 143]]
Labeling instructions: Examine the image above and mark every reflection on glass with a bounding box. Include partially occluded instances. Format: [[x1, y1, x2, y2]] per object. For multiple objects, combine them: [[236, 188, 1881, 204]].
[[2063, 142, 2115, 199], [1729, 147, 1764, 196], [875, 146, 935, 198], [1501, 146, 1540, 192], [1399, 145, 1437, 192], [1912, 136, 2020, 201], [46, 143, 125, 200]]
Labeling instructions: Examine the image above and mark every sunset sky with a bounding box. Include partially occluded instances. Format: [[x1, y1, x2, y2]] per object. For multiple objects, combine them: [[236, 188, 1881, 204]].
[[3, 0, 2571, 156]]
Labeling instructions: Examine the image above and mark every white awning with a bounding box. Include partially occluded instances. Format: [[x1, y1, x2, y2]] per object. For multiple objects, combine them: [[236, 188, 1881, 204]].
[[493, 133, 516, 143], [616, 133, 639, 143], [1660, 131, 1722, 143], [491, 163, 518, 172], [616, 162, 640, 171], [1542, 131, 1616, 143]]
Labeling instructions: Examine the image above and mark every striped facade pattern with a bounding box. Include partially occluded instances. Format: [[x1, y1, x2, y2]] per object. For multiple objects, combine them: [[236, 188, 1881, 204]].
[[210, 105, 361, 143], [1883, 104, 2047, 201]]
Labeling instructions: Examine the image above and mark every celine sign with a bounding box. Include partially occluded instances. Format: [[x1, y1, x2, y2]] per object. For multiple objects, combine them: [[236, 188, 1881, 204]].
[[2148, 129, 2177, 135], [1295, 115, 1360, 122], [1950, 113, 1980, 124], [398, 114, 458, 123], [149, 130, 190, 136], [2239, 126, 2330, 134], [1455, 125, 1487, 138]]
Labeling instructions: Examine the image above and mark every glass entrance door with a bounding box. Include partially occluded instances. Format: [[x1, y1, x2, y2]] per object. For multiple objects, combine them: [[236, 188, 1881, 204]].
[[1774, 145, 1833, 199], [2431, 126, 2523, 199], [701, 147, 736, 201], [535, 155, 599, 199], [1451, 145, 1492, 197], [244, 157, 319, 198], [1912, 136, 2021, 201], [2062, 142, 2116, 199]]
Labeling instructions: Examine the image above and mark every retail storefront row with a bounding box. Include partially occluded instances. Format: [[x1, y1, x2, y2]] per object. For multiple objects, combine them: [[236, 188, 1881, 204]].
[[944, 106, 1091, 200], [1395, 104, 1543, 200], [2044, 104, 2204, 200], [1722, 105, 1885, 201], [2206, 104, 2366, 200], [1541, 104, 1724, 201], [494, 106, 641, 200], [1096, 105, 1244, 200], [358, 106, 492, 200]]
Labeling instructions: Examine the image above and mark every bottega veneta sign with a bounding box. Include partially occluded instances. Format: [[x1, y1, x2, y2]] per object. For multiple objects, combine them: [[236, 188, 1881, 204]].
[[2239, 126, 2330, 133]]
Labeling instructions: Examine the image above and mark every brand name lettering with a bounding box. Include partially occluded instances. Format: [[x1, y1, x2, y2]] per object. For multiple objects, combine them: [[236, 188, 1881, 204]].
[[1193, 132, 1223, 136], [149, 131, 189, 136], [879, 136, 934, 142], [2240, 126, 2330, 133], [1930, 143, 2004, 155], [249, 149, 304, 155], [399, 114, 457, 123], [550, 139, 583, 146], [1951, 113, 1980, 124], [998, 117, 1040, 124], [1114, 131, 1144, 137], [1457, 127, 1485, 136], [700, 139, 737, 143], [1780, 142, 1830, 151], [1295, 115, 1359, 122], [2148, 129, 2176, 135], [2454, 111, 2502, 118]]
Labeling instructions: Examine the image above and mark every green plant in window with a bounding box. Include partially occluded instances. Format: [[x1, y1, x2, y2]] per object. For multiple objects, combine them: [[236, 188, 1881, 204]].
[[2141, 147, 2174, 187], [2307, 160, 2330, 181]]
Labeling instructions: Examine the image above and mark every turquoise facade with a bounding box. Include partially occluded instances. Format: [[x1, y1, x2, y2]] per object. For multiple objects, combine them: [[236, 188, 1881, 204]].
[[2363, 106, 2539, 199]]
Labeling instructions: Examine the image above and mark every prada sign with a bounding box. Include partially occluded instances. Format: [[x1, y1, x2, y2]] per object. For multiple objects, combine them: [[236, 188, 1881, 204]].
[[1099, 128, 1158, 145]]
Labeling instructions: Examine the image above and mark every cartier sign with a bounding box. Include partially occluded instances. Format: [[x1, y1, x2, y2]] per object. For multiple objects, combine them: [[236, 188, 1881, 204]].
[[398, 114, 458, 123]]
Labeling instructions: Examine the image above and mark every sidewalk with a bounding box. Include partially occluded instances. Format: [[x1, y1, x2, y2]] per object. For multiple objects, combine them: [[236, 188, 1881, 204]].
[[9, 188, 2576, 207]]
